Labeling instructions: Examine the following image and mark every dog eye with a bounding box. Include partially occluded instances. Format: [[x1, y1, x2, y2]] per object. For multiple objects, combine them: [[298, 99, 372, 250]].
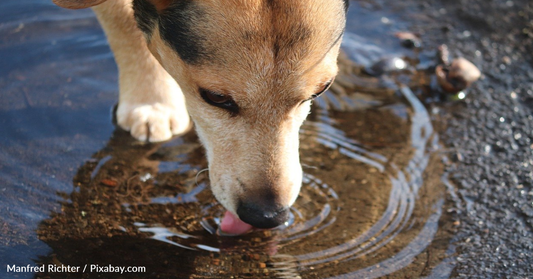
[[199, 88, 239, 115], [309, 80, 333, 100], [203, 90, 230, 104]]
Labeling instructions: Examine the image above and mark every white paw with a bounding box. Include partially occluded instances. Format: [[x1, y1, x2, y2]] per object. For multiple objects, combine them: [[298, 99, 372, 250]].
[[116, 102, 191, 142]]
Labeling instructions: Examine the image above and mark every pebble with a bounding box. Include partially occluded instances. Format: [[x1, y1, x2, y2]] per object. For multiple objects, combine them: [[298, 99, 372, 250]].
[[437, 44, 451, 65], [394, 32, 422, 48], [436, 57, 481, 93], [101, 179, 118, 187]]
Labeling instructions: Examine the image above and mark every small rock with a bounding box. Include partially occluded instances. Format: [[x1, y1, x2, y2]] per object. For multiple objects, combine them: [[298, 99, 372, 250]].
[[454, 152, 464, 162], [437, 44, 451, 65], [502, 56, 512, 65], [436, 57, 481, 93], [394, 32, 422, 48]]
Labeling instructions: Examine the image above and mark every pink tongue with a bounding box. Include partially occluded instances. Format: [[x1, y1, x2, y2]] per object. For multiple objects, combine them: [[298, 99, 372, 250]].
[[220, 211, 253, 235]]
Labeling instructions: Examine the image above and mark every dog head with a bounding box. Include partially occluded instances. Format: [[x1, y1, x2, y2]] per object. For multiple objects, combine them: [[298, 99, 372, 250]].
[[55, 0, 347, 228]]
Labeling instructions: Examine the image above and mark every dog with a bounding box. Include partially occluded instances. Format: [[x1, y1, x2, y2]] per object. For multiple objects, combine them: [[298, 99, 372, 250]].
[[53, 0, 348, 232]]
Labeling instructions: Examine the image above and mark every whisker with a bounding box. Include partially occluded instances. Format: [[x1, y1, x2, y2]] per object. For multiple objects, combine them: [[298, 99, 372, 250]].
[[195, 168, 209, 186]]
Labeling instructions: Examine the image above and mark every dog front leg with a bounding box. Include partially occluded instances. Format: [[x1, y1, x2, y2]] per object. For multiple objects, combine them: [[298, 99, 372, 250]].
[[92, 0, 191, 142]]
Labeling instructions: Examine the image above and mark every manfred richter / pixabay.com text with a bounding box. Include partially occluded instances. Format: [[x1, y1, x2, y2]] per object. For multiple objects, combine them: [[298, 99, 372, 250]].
[[6, 264, 146, 274]]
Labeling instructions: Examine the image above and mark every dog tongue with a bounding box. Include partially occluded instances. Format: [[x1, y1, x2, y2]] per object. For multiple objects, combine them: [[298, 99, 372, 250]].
[[220, 211, 253, 235]]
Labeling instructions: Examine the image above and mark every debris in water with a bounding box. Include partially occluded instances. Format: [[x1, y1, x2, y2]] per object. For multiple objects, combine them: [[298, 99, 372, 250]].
[[365, 57, 407, 76], [101, 179, 118, 187], [394, 32, 421, 48]]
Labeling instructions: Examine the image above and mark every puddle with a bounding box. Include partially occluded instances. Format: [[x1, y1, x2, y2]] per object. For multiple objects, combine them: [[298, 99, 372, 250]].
[[0, 1, 455, 278]]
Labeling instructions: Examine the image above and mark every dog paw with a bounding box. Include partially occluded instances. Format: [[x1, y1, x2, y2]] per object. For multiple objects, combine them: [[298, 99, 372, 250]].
[[116, 103, 191, 142]]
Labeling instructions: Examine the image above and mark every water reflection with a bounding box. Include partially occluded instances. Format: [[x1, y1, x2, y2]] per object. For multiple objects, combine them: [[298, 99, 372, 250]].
[[34, 76, 449, 278]]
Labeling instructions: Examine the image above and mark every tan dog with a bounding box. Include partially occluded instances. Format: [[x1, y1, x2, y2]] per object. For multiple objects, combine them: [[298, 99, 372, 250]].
[[53, 0, 347, 230]]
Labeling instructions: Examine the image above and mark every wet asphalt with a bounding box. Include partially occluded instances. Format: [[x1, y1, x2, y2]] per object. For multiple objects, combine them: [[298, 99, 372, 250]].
[[402, 0, 533, 277]]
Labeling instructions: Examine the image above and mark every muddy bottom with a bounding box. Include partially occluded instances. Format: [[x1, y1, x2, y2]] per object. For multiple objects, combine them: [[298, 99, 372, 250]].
[[1, 1, 456, 278]]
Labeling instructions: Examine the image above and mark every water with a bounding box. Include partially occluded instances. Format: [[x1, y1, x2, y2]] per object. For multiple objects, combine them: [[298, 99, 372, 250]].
[[0, 1, 455, 278]]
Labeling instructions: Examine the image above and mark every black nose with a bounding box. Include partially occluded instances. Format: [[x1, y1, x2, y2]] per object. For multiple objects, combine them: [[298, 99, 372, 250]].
[[236, 202, 290, 229]]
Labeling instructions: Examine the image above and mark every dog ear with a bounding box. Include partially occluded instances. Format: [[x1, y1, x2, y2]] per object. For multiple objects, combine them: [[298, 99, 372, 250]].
[[53, 0, 108, 9]]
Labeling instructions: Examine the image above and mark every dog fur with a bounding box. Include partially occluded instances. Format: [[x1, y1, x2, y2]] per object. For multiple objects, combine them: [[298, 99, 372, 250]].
[[53, 0, 347, 228]]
